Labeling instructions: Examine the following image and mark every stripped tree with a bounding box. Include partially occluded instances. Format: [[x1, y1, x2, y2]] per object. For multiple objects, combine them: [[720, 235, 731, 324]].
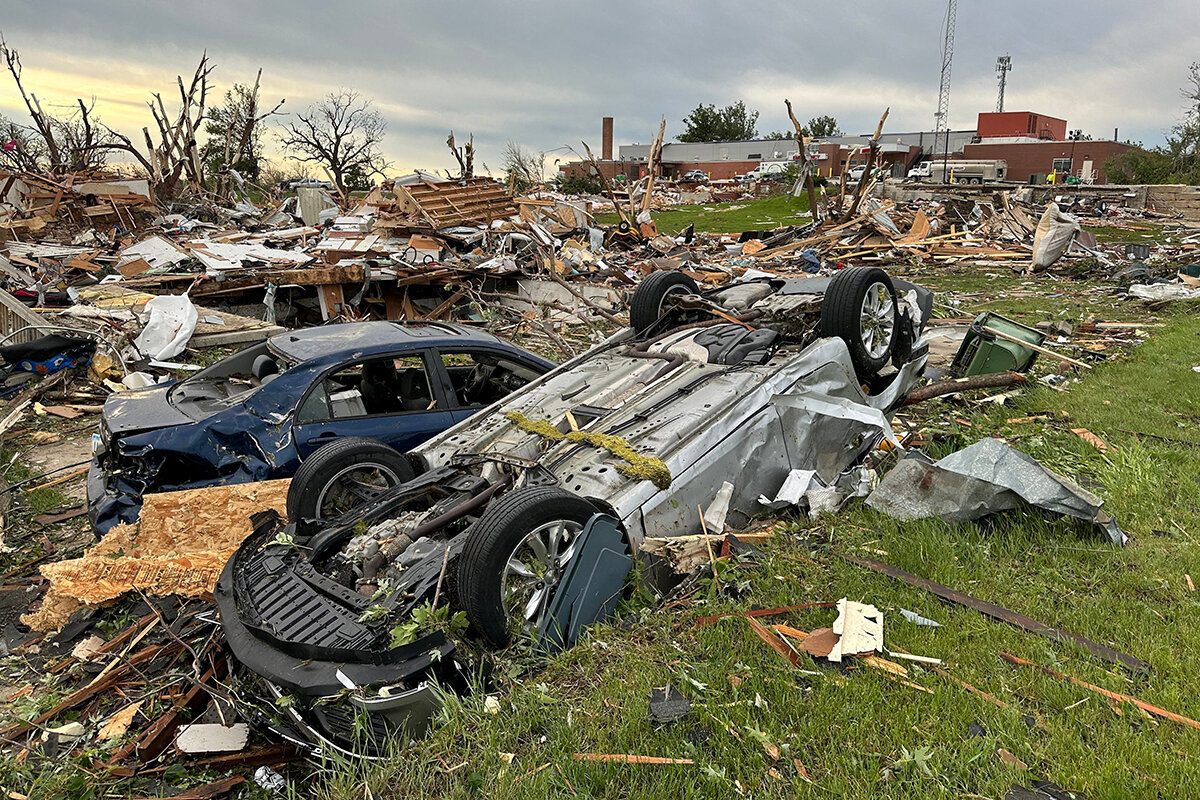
[[279, 90, 390, 193], [203, 71, 284, 201]]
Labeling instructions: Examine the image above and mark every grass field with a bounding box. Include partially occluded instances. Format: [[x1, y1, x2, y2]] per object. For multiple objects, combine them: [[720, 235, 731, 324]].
[[292, 276, 1200, 799], [595, 194, 812, 235]]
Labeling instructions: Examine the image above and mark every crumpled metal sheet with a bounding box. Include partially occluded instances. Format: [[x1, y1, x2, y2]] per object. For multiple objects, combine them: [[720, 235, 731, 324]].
[[866, 437, 1125, 545]]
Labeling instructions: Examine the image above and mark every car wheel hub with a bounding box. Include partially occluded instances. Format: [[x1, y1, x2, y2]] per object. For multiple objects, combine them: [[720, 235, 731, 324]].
[[859, 281, 895, 358], [502, 519, 583, 636]]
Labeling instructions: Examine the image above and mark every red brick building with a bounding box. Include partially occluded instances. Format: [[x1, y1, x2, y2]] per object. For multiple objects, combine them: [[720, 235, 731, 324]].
[[958, 139, 1135, 184], [976, 111, 1067, 141]]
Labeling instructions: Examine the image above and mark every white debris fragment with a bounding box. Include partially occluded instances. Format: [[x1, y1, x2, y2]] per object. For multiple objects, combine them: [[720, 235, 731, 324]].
[[175, 722, 250, 754], [828, 598, 883, 663], [899, 608, 941, 628]]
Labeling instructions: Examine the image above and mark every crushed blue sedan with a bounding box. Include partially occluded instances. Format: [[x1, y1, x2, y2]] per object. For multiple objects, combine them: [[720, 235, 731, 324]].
[[87, 321, 554, 533]]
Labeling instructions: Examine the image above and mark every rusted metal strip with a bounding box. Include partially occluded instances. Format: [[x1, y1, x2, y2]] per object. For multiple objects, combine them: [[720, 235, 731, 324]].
[[843, 554, 1150, 674]]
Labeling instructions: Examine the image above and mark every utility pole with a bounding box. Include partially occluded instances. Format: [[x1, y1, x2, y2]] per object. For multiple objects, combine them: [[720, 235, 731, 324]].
[[934, 0, 958, 183], [995, 55, 1012, 112]]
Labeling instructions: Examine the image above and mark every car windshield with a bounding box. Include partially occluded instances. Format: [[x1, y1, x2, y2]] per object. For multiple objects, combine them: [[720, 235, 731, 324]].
[[168, 341, 300, 419]]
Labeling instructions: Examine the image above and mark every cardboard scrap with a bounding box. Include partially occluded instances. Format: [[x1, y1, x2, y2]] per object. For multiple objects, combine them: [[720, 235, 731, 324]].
[[829, 598, 883, 662], [98, 701, 144, 740], [23, 479, 289, 630]]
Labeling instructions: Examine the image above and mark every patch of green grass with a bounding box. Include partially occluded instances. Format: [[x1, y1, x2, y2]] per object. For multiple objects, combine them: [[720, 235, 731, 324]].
[[300, 312, 1200, 799], [1081, 222, 1166, 244], [596, 194, 812, 235]]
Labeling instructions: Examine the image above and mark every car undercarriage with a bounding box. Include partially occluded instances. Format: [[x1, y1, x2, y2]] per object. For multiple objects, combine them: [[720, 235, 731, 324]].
[[216, 267, 933, 753]]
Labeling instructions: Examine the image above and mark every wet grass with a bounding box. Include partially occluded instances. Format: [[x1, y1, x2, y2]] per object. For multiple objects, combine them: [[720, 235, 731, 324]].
[[295, 303, 1200, 797]]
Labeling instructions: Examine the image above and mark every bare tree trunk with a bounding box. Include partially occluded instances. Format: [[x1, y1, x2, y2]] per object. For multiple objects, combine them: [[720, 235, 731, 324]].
[[784, 99, 820, 224], [840, 107, 890, 223]]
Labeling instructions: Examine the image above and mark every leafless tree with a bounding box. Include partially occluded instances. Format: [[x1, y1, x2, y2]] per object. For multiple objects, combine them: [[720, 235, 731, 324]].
[[279, 90, 390, 192], [446, 130, 474, 179], [0, 37, 118, 174]]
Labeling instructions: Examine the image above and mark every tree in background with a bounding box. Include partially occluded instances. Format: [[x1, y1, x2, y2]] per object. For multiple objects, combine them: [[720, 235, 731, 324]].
[[805, 115, 843, 137], [280, 90, 390, 193], [500, 141, 545, 193], [677, 101, 759, 142], [1106, 63, 1200, 185], [203, 74, 284, 198], [0, 37, 119, 174]]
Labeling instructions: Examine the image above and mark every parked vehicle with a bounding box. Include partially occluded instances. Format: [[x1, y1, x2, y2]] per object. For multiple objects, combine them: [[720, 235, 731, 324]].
[[87, 322, 554, 533], [680, 170, 709, 183], [847, 165, 886, 183], [922, 159, 1008, 184], [279, 177, 335, 191], [216, 267, 933, 753], [906, 162, 932, 181]]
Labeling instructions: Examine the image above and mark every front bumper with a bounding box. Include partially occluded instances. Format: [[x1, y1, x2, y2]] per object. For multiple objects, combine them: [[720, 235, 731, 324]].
[[86, 457, 143, 533], [215, 525, 465, 754]]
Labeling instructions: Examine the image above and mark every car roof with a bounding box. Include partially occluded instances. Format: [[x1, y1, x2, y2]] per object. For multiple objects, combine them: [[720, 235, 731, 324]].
[[268, 320, 505, 363]]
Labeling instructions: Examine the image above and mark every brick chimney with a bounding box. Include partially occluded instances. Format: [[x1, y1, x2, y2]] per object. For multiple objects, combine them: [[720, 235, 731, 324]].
[[602, 117, 614, 161]]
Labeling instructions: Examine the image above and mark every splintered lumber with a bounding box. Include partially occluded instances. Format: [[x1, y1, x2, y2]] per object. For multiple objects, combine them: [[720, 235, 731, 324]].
[[0, 641, 179, 740], [395, 177, 517, 228], [746, 616, 802, 667], [1000, 652, 1200, 730], [902, 372, 1027, 405], [931, 667, 1011, 709], [693, 601, 837, 628], [843, 555, 1150, 673], [572, 753, 694, 765], [129, 775, 245, 800]]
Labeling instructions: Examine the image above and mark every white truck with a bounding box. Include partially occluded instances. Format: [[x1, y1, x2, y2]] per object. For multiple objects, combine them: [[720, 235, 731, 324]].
[[739, 161, 789, 183], [920, 159, 1008, 184]]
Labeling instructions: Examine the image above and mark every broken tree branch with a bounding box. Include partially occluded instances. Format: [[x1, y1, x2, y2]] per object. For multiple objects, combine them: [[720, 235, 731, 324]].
[[902, 371, 1027, 405]]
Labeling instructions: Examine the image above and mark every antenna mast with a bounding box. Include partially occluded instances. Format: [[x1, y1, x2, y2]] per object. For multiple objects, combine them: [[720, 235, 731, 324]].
[[996, 54, 1012, 112]]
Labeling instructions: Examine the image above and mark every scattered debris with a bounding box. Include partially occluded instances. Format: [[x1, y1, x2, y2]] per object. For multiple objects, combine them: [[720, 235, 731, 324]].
[[647, 685, 691, 725], [1000, 652, 1198, 730], [866, 437, 1126, 544], [846, 555, 1150, 673]]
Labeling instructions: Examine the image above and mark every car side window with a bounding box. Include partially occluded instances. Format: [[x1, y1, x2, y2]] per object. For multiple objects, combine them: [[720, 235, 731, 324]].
[[296, 355, 435, 423], [439, 350, 540, 408]]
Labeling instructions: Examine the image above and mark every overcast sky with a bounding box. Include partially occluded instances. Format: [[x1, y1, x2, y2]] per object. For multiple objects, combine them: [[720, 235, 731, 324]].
[[1, 0, 1197, 177]]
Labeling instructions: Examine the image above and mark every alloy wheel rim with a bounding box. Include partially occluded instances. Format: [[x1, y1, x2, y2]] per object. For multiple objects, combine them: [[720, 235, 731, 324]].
[[859, 281, 896, 358], [502, 519, 583, 637]]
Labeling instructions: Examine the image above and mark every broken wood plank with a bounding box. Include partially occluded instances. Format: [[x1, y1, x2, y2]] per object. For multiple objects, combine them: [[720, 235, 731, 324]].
[[572, 753, 694, 765], [843, 554, 1150, 673], [1000, 652, 1200, 730], [693, 601, 837, 629]]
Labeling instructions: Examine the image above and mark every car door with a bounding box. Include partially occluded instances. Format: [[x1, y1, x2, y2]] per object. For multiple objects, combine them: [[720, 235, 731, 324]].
[[432, 348, 548, 425], [291, 350, 453, 459]]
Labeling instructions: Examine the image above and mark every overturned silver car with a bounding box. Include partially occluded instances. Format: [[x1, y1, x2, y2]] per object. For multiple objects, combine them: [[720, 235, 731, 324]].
[[215, 267, 932, 753]]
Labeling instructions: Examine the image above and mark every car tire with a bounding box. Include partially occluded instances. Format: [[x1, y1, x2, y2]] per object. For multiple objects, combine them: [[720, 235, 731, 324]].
[[820, 267, 901, 379], [629, 271, 699, 334], [457, 487, 597, 648], [287, 437, 415, 531]]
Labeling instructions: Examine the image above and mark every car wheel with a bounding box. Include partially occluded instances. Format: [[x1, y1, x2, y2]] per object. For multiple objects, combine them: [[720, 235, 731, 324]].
[[457, 487, 597, 648], [287, 437, 415, 531], [820, 267, 900, 379], [629, 271, 699, 334]]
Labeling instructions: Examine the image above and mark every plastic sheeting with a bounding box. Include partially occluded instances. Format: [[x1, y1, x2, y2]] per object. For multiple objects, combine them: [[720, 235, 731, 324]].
[[1031, 203, 1081, 272], [133, 293, 198, 360], [866, 438, 1125, 544]]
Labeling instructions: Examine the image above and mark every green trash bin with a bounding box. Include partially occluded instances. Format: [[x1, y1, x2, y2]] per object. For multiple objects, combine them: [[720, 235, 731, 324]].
[[951, 312, 1046, 376]]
